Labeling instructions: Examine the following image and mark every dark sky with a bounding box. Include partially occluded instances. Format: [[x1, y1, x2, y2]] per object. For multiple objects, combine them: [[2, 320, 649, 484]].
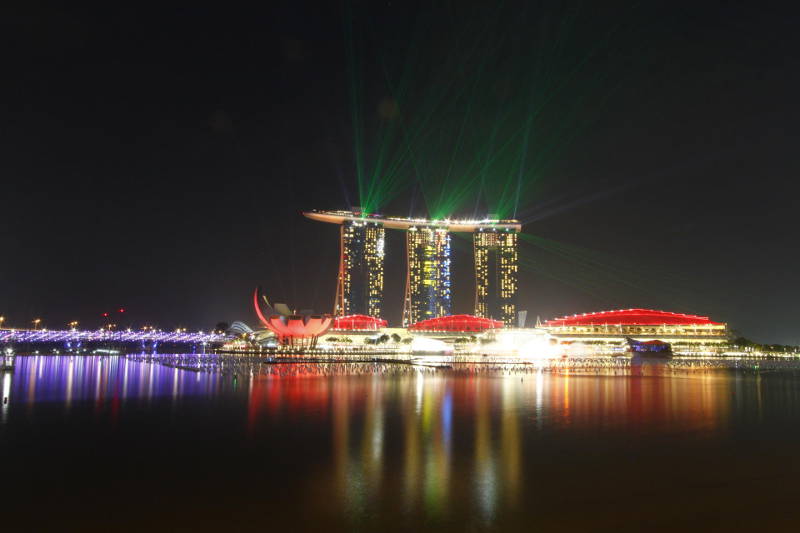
[[2, 2, 799, 343]]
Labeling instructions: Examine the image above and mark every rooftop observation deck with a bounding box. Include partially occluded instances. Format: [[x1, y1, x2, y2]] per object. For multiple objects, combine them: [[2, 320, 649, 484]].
[[303, 210, 522, 232]]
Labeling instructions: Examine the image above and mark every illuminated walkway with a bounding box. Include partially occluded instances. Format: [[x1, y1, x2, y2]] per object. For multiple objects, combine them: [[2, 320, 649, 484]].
[[0, 328, 229, 344]]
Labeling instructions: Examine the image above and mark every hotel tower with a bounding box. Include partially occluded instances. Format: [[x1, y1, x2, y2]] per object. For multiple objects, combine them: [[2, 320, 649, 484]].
[[473, 228, 518, 326], [335, 219, 385, 318], [402, 226, 452, 326], [303, 210, 520, 326]]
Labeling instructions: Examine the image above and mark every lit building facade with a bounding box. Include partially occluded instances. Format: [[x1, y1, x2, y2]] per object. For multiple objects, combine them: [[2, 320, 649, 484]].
[[474, 228, 518, 326], [303, 210, 521, 327], [542, 309, 729, 354], [336, 220, 385, 318], [403, 227, 451, 326]]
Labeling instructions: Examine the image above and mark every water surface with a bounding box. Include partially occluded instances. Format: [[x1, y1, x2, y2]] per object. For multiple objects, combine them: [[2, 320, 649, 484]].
[[2, 355, 800, 532]]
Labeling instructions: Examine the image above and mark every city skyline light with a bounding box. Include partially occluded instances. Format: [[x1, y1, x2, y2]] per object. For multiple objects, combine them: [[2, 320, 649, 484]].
[[1, 3, 798, 344]]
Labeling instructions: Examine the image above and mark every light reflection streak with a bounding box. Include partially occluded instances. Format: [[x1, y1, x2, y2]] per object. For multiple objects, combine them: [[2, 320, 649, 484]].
[[333, 379, 349, 498], [403, 380, 420, 513], [172, 367, 179, 403], [2, 371, 11, 423], [441, 390, 452, 452], [422, 376, 448, 517], [362, 376, 383, 491], [535, 370, 544, 430], [65, 358, 74, 411], [415, 370, 424, 414], [28, 357, 37, 406], [122, 358, 129, 402], [474, 379, 496, 523], [501, 377, 521, 507], [94, 359, 102, 410], [148, 362, 154, 402]]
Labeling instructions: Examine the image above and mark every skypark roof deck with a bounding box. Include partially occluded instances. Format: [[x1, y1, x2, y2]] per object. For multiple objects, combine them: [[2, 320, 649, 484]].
[[303, 209, 522, 232]]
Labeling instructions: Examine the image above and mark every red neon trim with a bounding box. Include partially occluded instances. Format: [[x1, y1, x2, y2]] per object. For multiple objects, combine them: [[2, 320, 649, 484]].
[[544, 308, 722, 326], [333, 314, 388, 331], [408, 314, 503, 332]]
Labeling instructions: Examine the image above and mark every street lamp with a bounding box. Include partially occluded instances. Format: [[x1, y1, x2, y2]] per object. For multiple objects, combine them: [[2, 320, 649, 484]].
[[0, 316, 5, 329], [68, 321, 78, 330], [33, 318, 42, 330]]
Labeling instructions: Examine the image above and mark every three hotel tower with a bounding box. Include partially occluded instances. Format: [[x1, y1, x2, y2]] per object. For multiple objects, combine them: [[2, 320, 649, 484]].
[[303, 210, 521, 327]]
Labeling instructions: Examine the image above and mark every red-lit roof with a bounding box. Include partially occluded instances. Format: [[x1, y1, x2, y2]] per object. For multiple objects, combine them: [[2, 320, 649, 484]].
[[409, 314, 503, 332], [544, 309, 722, 327], [333, 314, 388, 331]]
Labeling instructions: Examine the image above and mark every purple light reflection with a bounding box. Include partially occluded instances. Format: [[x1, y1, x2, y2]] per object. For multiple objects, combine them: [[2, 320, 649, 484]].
[[3, 355, 230, 411]]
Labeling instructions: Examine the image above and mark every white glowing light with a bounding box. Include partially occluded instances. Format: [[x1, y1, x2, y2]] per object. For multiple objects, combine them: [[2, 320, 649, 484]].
[[482, 329, 559, 359], [410, 337, 452, 354]]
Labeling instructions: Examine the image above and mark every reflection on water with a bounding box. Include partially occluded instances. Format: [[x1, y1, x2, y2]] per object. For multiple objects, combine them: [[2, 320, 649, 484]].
[[5, 356, 229, 408], [3, 355, 800, 531]]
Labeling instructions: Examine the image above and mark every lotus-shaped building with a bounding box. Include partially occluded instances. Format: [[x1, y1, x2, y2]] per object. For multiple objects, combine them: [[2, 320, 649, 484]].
[[253, 287, 332, 348]]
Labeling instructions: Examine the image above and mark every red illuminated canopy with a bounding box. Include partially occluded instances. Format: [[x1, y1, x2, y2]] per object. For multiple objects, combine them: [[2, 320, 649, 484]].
[[408, 314, 503, 332], [333, 314, 388, 331], [544, 309, 722, 327]]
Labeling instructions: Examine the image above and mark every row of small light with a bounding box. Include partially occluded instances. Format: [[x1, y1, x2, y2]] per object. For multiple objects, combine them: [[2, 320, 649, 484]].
[[0, 329, 227, 343], [321, 210, 518, 226], [0, 316, 43, 330], [1, 310, 204, 335]]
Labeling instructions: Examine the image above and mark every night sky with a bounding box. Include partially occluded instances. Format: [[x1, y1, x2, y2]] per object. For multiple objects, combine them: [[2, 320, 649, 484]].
[[2, 2, 799, 343]]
